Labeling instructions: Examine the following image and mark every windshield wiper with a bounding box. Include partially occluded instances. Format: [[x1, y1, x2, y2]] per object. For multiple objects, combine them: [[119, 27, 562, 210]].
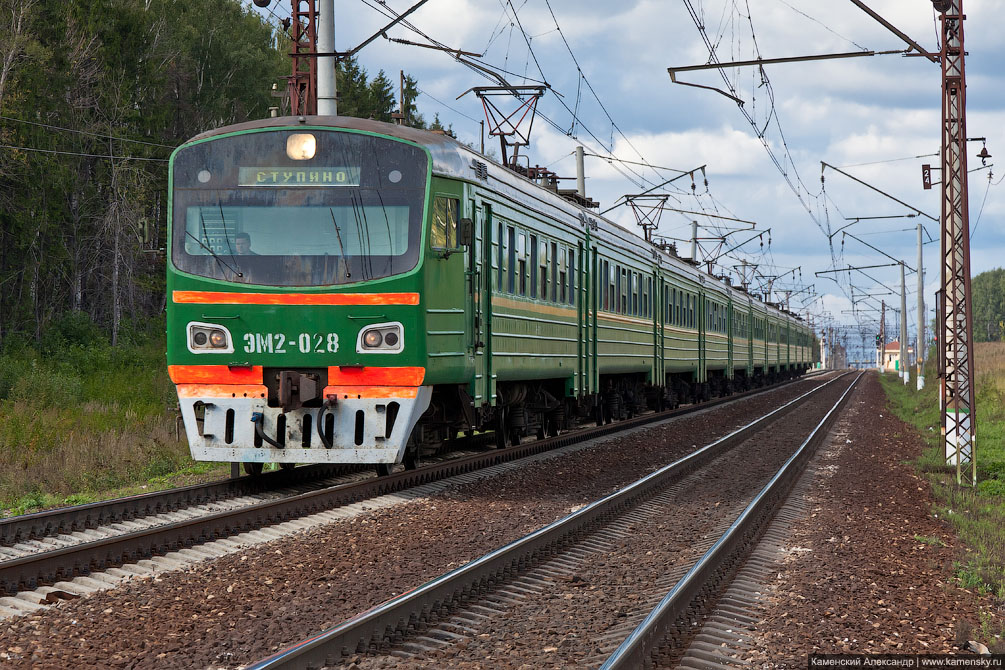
[[189, 222, 243, 279], [329, 208, 351, 279], [218, 202, 240, 267]]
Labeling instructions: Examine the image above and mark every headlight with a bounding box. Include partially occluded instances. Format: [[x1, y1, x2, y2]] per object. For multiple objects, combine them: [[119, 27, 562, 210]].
[[357, 323, 403, 353], [209, 330, 227, 348], [188, 322, 234, 354], [286, 133, 316, 160]]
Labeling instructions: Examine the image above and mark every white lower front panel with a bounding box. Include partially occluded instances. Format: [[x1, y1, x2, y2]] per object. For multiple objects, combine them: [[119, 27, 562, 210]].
[[179, 386, 432, 464]]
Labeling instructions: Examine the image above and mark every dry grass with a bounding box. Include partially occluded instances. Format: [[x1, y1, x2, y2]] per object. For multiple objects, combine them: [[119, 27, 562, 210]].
[[0, 341, 226, 514], [882, 341, 1005, 605], [976, 341, 1005, 393]]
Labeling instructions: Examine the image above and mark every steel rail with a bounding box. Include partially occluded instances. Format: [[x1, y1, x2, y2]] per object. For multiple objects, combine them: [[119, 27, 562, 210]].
[[245, 372, 850, 670], [0, 371, 823, 596], [0, 462, 360, 546], [601, 371, 862, 669]]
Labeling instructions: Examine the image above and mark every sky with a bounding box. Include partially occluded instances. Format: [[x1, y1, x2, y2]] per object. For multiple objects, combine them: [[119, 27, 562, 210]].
[[249, 0, 1005, 363]]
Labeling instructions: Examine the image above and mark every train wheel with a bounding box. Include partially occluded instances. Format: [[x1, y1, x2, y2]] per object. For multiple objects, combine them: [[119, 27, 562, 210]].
[[495, 407, 513, 449], [546, 415, 564, 438], [403, 439, 420, 470], [243, 462, 264, 476], [376, 463, 394, 477]]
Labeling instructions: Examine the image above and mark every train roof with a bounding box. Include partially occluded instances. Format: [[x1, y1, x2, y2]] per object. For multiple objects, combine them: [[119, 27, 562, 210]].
[[185, 116, 804, 326]]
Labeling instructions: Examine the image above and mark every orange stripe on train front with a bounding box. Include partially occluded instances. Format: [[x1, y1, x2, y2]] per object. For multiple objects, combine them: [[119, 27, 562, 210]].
[[168, 365, 265, 384], [323, 385, 420, 399], [172, 291, 420, 306], [328, 366, 425, 386], [176, 383, 267, 398]]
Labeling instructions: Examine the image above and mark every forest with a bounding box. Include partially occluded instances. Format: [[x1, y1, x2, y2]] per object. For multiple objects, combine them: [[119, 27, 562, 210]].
[[0, 0, 434, 349], [973, 268, 1005, 342]]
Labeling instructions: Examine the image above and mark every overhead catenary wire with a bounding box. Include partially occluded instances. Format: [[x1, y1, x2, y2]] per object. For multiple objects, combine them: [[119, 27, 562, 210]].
[[0, 144, 169, 162], [0, 114, 176, 149]]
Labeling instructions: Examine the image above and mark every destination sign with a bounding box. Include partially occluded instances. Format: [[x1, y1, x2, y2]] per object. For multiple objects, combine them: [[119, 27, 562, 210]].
[[238, 167, 360, 187]]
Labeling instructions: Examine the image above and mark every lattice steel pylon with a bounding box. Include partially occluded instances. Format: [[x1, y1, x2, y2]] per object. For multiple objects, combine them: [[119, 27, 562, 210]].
[[288, 0, 319, 116], [937, 0, 977, 486]]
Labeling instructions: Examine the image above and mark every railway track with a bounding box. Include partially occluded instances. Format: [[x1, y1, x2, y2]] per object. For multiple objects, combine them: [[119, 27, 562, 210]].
[[0, 371, 829, 606], [245, 371, 859, 670]]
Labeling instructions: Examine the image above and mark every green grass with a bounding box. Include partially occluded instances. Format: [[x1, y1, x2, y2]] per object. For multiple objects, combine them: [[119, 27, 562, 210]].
[[880, 351, 1005, 597], [0, 313, 229, 515]]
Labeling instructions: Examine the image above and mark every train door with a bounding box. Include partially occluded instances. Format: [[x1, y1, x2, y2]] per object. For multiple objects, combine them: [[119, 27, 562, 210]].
[[747, 302, 754, 376], [466, 198, 483, 405], [589, 244, 601, 395], [651, 272, 660, 387], [472, 200, 494, 411], [576, 240, 588, 397], [697, 289, 707, 384], [726, 298, 734, 380]]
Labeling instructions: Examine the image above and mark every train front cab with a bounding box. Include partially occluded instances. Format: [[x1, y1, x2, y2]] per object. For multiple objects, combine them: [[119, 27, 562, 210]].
[[167, 121, 441, 468]]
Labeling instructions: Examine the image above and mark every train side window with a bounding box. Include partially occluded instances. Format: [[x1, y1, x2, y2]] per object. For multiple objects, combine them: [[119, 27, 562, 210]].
[[431, 197, 459, 249], [633, 274, 639, 316], [611, 267, 619, 315], [603, 263, 611, 313], [646, 278, 652, 318], [615, 267, 623, 315], [639, 275, 644, 317], [689, 295, 695, 328], [522, 233, 530, 295], [568, 248, 575, 305], [597, 260, 602, 311], [558, 248, 567, 303], [551, 242, 558, 302], [627, 271, 635, 315], [506, 225, 515, 293], [497, 222, 503, 290], [530, 235, 538, 298], [641, 275, 646, 317], [540, 241, 549, 301]]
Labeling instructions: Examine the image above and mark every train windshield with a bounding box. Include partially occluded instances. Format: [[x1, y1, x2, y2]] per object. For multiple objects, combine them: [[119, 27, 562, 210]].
[[170, 129, 428, 287]]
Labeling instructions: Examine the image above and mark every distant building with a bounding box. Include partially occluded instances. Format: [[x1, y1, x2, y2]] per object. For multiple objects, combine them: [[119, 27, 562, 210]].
[[877, 340, 914, 372]]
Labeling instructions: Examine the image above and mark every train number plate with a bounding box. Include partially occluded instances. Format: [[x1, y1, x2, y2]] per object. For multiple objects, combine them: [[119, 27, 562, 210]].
[[243, 332, 339, 354]]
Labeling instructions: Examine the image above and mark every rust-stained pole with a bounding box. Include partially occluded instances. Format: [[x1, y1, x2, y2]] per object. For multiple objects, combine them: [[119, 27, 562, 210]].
[[917, 223, 926, 390], [879, 300, 886, 373], [846, 0, 939, 63], [900, 261, 908, 384], [937, 0, 977, 485], [288, 0, 318, 115]]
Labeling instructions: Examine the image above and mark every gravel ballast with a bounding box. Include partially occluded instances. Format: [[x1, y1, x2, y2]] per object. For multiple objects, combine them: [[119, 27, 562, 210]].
[[0, 377, 830, 669]]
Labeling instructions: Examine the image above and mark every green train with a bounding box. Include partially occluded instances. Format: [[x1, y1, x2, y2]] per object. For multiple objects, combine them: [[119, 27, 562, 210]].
[[167, 116, 815, 474]]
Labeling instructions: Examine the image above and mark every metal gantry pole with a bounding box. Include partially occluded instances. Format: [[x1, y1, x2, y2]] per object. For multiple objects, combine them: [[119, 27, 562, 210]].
[[288, 0, 319, 115], [917, 222, 926, 390], [879, 301, 886, 373], [576, 146, 586, 198], [938, 0, 977, 485], [900, 261, 909, 384], [316, 0, 337, 116]]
